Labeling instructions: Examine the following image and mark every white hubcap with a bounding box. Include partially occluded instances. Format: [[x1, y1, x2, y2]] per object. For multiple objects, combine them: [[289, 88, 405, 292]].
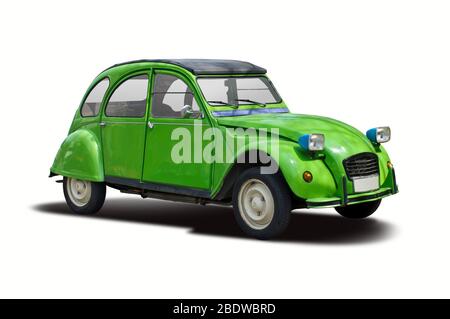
[[238, 179, 275, 230], [67, 178, 92, 207]]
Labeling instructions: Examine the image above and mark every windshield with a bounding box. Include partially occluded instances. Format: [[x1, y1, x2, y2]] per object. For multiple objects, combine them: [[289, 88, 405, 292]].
[[197, 77, 282, 106]]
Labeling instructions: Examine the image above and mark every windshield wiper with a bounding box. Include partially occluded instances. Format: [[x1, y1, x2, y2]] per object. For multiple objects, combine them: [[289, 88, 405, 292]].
[[207, 100, 239, 108], [233, 99, 266, 107]]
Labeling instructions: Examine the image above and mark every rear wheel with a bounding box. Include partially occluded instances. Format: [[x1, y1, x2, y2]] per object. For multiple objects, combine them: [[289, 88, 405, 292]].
[[63, 177, 106, 214], [232, 167, 291, 239], [335, 199, 381, 219]]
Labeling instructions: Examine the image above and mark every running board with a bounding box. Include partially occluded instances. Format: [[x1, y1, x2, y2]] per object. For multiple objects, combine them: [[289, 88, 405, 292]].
[[119, 188, 231, 207]]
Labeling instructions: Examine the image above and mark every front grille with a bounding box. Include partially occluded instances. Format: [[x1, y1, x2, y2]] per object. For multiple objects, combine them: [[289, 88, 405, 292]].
[[343, 152, 379, 180]]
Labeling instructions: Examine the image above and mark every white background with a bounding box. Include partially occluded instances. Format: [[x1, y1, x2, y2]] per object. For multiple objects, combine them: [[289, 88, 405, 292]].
[[0, 0, 449, 298]]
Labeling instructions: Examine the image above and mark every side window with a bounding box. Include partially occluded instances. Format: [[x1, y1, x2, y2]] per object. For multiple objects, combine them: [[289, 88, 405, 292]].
[[152, 74, 200, 118], [105, 75, 148, 117], [81, 78, 109, 117]]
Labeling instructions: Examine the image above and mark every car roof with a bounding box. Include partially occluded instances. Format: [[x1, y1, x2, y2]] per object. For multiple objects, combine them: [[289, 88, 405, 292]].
[[104, 59, 267, 75]]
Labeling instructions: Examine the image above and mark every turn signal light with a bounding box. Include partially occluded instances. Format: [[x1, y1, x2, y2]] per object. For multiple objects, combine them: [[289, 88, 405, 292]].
[[303, 171, 313, 183]]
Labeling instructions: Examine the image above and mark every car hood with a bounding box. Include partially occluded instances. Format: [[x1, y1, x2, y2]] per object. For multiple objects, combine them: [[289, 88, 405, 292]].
[[217, 112, 378, 166]]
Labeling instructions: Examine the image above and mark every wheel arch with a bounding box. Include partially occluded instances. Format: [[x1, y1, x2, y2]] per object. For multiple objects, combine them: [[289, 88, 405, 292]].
[[212, 141, 337, 208], [212, 149, 296, 202], [50, 129, 104, 182]]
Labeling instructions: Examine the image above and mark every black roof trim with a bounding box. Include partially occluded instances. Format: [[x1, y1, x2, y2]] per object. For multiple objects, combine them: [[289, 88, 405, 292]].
[[103, 59, 267, 75]]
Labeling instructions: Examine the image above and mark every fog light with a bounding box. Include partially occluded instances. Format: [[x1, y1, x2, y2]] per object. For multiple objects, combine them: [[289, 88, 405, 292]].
[[303, 171, 313, 183], [387, 161, 394, 169]]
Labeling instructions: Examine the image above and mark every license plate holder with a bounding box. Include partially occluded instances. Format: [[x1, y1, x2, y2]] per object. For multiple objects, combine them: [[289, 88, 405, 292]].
[[353, 175, 379, 193]]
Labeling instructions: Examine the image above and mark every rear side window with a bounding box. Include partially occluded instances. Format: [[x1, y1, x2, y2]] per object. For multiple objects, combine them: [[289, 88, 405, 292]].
[[81, 78, 109, 117], [105, 75, 148, 117]]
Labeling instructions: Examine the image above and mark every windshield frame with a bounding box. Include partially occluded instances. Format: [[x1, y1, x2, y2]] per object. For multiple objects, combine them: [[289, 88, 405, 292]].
[[196, 75, 283, 107]]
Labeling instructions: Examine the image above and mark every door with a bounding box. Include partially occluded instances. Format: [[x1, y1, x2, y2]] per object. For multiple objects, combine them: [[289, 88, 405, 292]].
[[142, 71, 212, 191], [101, 73, 150, 180]]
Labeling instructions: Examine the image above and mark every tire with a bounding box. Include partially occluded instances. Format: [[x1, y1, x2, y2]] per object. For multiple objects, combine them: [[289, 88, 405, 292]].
[[63, 176, 106, 214], [335, 199, 381, 219], [232, 167, 292, 239]]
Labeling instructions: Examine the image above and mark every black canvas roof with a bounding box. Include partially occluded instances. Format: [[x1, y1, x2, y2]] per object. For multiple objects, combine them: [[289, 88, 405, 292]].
[[105, 59, 267, 75]]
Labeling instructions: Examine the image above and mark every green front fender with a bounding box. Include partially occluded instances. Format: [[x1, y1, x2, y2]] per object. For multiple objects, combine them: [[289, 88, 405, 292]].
[[277, 142, 337, 199], [210, 136, 337, 200], [51, 129, 104, 182], [278, 142, 396, 204]]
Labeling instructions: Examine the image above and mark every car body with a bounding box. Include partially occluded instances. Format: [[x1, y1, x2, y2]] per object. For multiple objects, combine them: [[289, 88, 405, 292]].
[[50, 59, 398, 239]]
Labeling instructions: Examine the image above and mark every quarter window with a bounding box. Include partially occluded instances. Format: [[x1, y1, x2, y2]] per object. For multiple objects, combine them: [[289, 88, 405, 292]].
[[105, 75, 148, 117], [152, 74, 200, 118], [81, 78, 109, 117]]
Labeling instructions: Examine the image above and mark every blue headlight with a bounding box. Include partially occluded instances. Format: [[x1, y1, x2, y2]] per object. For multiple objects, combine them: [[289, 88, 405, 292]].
[[366, 127, 391, 143], [366, 128, 378, 143], [299, 134, 310, 150], [299, 134, 324, 151]]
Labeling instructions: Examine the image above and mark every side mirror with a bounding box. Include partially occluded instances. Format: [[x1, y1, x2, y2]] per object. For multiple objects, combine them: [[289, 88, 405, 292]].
[[180, 104, 194, 118]]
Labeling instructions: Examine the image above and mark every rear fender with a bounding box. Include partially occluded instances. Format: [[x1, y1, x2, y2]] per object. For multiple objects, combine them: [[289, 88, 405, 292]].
[[50, 129, 104, 182]]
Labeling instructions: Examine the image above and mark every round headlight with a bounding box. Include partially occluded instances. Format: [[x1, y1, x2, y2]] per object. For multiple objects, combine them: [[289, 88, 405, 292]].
[[299, 134, 325, 151], [366, 127, 391, 143]]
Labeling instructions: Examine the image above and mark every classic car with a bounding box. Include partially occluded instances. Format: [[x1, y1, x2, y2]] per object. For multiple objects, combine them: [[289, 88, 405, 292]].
[[50, 59, 398, 239]]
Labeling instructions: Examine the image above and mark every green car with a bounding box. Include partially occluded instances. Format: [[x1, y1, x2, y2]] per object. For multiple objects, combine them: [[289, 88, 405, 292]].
[[50, 59, 398, 239]]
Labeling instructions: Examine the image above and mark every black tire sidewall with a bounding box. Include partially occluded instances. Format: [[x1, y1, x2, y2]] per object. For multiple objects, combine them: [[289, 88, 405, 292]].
[[232, 167, 292, 239], [335, 199, 381, 219], [63, 177, 106, 214]]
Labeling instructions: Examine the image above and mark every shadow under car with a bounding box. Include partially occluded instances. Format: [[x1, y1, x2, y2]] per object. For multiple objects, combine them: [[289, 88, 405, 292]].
[[32, 197, 395, 244]]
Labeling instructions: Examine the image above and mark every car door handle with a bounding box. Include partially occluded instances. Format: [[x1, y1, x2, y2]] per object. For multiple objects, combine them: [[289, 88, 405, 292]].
[[99, 122, 106, 127], [147, 121, 154, 129]]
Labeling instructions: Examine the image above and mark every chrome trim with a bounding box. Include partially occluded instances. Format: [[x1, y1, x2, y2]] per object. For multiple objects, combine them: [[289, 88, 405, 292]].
[[102, 121, 207, 127], [211, 107, 289, 117], [151, 122, 209, 126], [101, 121, 145, 125]]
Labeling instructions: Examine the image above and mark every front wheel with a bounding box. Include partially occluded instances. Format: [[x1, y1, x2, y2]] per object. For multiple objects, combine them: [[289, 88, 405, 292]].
[[63, 177, 106, 214], [335, 199, 381, 219], [232, 167, 292, 239]]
